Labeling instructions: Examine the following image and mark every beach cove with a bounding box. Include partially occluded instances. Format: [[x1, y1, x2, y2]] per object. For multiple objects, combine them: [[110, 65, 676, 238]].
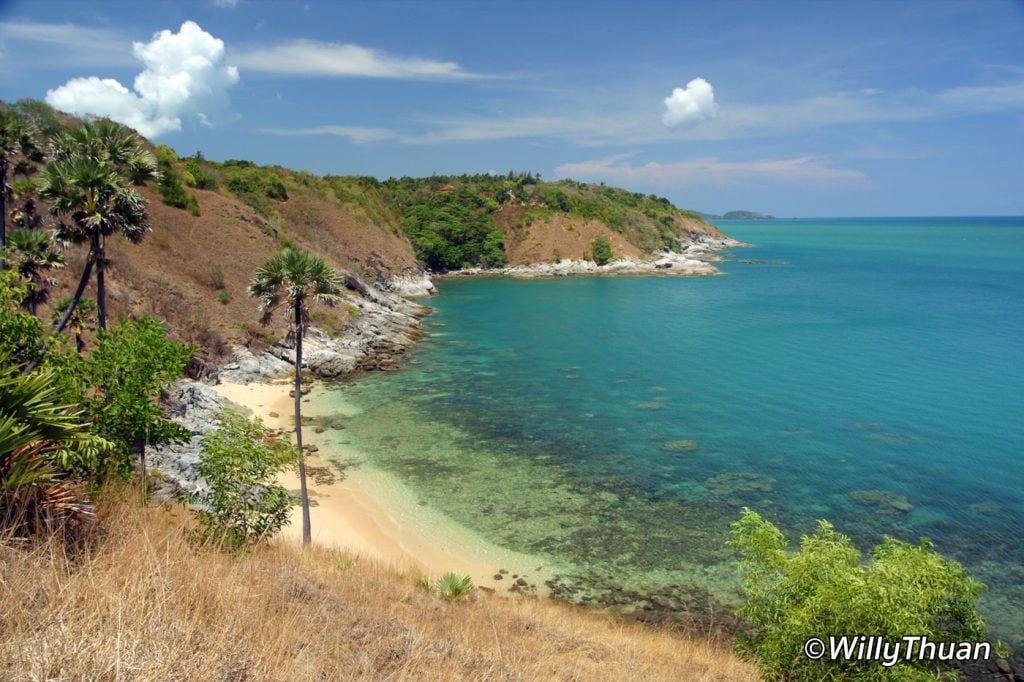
[[172, 217, 1024, 644]]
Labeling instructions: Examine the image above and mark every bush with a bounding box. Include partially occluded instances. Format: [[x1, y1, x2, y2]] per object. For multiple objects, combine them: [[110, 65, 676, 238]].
[[591, 236, 613, 265], [217, 289, 231, 305], [416, 572, 474, 602], [730, 509, 988, 681], [193, 410, 298, 548], [157, 158, 200, 215]]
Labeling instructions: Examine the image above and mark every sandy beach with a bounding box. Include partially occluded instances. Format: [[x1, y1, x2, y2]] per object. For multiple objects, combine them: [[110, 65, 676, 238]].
[[212, 380, 553, 594]]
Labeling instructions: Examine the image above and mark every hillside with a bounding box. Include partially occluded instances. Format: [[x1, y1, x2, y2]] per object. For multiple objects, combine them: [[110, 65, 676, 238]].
[[0, 490, 756, 680], [3, 100, 732, 367]]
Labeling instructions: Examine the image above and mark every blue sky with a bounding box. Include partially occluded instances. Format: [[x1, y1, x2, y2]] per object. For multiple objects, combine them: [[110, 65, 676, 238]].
[[1, 0, 1022, 217]]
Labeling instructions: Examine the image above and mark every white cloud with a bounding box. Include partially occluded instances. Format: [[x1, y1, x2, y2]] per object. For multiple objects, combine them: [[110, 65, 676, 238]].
[[257, 124, 399, 144], [0, 21, 134, 67], [662, 78, 718, 127], [45, 21, 239, 138], [556, 155, 867, 188], [213, 0, 239, 7], [232, 40, 483, 80]]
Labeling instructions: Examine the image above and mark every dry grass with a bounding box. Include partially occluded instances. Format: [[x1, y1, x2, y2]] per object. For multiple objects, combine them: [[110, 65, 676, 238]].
[[0, 490, 759, 681]]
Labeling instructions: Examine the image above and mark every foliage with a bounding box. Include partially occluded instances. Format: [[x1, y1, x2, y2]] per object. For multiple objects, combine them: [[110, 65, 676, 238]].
[[730, 508, 988, 681], [0, 270, 46, 368], [249, 248, 343, 329], [0, 367, 100, 466], [391, 178, 509, 271], [156, 152, 200, 215], [3, 228, 66, 313], [590, 236, 613, 265], [417, 572, 474, 602], [39, 120, 158, 331], [221, 161, 288, 216], [249, 247, 342, 545], [7, 99, 65, 138], [83, 317, 194, 478], [183, 156, 217, 189], [217, 288, 231, 305], [192, 410, 297, 548]]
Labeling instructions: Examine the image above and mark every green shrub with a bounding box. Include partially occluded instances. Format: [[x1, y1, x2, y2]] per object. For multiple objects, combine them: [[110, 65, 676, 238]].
[[157, 158, 200, 215], [417, 572, 474, 601], [193, 410, 298, 548], [591, 236, 613, 265], [730, 508, 988, 681], [217, 289, 231, 305], [184, 157, 217, 189]]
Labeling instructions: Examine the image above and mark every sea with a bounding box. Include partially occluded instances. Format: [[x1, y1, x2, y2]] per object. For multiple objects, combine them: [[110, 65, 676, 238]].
[[311, 217, 1024, 642]]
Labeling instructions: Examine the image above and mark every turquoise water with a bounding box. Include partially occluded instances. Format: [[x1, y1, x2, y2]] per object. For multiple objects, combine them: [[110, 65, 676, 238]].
[[322, 217, 1024, 640]]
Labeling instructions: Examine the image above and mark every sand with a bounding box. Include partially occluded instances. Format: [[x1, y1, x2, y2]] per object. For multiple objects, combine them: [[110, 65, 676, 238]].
[[212, 380, 552, 593]]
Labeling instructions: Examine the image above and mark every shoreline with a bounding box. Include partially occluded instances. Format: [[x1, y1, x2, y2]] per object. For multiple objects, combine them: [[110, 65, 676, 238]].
[[436, 238, 748, 282], [211, 380, 556, 594]]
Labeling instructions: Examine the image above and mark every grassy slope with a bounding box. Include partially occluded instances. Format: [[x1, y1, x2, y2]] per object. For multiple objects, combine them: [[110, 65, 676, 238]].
[[0, 491, 759, 680]]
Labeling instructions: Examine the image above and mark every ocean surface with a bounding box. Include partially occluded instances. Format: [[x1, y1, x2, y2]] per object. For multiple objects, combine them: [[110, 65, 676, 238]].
[[315, 217, 1024, 641]]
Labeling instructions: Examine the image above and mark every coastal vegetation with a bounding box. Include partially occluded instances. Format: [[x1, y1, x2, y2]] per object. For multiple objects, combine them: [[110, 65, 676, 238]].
[[193, 409, 297, 548], [731, 509, 989, 680], [591, 235, 613, 265], [249, 247, 343, 544]]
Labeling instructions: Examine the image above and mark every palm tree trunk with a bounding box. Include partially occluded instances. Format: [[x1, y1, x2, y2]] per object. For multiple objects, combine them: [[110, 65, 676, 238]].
[[96, 233, 107, 329], [53, 251, 95, 335], [0, 156, 8, 266], [294, 303, 311, 545]]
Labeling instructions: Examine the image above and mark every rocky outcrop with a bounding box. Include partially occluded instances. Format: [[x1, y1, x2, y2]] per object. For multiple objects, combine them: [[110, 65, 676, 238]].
[[378, 271, 437, 298], [218, 285, 428, 384], [150, 381, 228, 497], [446, 239, 745, 280]]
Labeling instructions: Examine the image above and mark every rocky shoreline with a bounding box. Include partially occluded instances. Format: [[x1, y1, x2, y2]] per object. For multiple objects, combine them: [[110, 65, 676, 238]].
[[441, 237, 746, 281], [151, 279, 432, 495]]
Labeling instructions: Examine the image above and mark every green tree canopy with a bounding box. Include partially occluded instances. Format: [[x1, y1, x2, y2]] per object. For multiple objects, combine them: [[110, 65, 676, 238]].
[[730, 508, 987, 681]]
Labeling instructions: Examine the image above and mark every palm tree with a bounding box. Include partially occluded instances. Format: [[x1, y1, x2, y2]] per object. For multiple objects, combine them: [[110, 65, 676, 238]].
[[249, 248, 342, 545], [38, 123, 157, 332], [1, 368, 95, 539], [4, 228, 66, 315], [0, 110, 44, 254]]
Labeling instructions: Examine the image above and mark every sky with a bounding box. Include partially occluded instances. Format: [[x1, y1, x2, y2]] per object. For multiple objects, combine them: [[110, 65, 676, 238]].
[[1, 0, 1023, 217]]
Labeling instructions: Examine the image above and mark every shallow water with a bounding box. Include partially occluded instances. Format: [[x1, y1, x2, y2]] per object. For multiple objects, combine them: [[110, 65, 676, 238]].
[[318, 217, 1024, 640]]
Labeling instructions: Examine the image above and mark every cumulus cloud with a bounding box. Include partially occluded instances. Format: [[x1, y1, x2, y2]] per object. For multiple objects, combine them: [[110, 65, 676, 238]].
[[662, 77, 718, 127], [45, 21, 239, 138], [232, 40, 483, 80]]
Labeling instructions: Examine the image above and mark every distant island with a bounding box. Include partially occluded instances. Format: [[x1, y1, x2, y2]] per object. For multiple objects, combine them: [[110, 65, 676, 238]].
[[697, 210, 776, 220]]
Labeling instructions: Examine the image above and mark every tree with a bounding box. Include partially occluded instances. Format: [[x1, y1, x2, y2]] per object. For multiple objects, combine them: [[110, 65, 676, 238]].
[[193, 410, 297, 548], [0, 109, 44, 254], [4, 228, 66, 314], [591, 236, 613, 266], [730, 508, 988, 681], [84, 317, 194, 479], [38, 122, 157, 331], [248, 248, 342, 544]]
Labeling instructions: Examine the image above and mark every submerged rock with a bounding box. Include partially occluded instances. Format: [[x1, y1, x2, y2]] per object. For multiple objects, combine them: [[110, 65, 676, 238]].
[[849, 489, 913, 513], [705, 471, 776, 495], [662, 440, 698, 453]]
